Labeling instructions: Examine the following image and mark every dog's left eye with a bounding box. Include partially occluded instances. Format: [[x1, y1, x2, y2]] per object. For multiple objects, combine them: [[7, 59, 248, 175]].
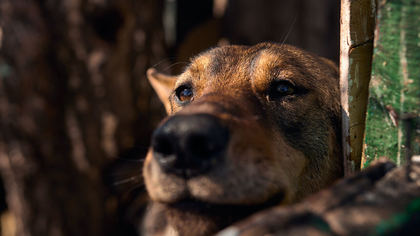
[[175, 85, 193, 104], [267, 80, 296, 100]]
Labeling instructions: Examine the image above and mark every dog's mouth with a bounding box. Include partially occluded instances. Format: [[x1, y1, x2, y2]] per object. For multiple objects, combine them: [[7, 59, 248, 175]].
[[165, 190, 285, 219], [160, 191, 285, 234]]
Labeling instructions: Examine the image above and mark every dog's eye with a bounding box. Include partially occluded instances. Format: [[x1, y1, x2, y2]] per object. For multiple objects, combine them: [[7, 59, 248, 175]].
[[267, 81, 296, 100], [175, 85, 193, 103]]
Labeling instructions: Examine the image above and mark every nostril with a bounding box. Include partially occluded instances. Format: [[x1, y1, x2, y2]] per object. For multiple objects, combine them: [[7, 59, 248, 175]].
[[152, 135, 179, 170], [153, 135, 174, 156], [187, 134, 222, 160]]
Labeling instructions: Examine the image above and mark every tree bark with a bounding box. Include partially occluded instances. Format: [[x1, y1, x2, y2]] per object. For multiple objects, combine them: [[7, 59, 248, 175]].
[[0, 0, 165, 235]]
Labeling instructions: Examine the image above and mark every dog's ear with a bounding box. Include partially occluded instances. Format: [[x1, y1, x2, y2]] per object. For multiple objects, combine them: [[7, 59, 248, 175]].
[[147, 68, 177, 114], [320, 57, 338, 74]]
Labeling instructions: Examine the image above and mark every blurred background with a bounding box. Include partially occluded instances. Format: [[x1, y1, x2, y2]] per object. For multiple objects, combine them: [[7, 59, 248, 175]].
[[0, 0, 338, 235]]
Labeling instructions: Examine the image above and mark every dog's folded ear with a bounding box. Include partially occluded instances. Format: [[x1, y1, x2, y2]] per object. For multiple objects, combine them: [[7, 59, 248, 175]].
[[320, 57, 338, 74], [147, 68, 177, 114]]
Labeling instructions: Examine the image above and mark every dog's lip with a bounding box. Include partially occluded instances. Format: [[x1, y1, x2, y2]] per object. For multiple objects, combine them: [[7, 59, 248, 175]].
[[165, 191, 286, 214]]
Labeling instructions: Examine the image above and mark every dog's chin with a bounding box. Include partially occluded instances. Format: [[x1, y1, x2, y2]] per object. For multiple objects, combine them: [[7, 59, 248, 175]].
[[160, 191, 285, 235]]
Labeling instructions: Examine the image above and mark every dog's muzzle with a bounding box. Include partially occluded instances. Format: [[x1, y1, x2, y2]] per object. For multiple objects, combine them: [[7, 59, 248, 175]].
[[151, 114, 229, 178]]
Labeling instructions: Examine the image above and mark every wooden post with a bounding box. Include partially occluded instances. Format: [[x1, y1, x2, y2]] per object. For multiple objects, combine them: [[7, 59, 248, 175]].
[[340, 0, 376, 174], [364, 0, 420, 167]]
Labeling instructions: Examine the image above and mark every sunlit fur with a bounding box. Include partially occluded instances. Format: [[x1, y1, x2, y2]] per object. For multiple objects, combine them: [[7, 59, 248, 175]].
[[143, 43, 343, 236]]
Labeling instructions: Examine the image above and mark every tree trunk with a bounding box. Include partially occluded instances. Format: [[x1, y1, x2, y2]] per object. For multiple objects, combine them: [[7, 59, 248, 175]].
[[0, 0, 166, 235]]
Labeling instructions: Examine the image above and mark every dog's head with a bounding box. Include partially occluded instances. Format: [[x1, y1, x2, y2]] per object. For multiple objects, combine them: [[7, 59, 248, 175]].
[[143, 43, 343, 235]]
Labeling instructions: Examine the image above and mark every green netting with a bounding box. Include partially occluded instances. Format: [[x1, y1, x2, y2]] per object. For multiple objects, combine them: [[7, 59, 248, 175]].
[[364, 0, 420, 167]]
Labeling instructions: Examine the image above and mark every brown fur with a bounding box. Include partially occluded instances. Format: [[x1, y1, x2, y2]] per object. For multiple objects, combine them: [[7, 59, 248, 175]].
[[143, 43, 343, 236]]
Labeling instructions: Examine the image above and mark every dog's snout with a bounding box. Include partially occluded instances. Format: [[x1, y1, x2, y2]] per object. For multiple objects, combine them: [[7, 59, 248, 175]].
[[151, 114, 229, 177]]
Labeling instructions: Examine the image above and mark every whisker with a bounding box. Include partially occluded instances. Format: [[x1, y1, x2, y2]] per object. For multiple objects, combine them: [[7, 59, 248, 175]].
[[110, 171, 141, 178], [115, 158, 145, 163], [162, 61, 190, 72], [151, 58, 171, 69], [281, 15, 297, 46], [109, 166, 142, 178], [124, 183, 146, 193], [112, 175, 143, 186], [151, 57, 189, 69], [122, 146, 149, 151]]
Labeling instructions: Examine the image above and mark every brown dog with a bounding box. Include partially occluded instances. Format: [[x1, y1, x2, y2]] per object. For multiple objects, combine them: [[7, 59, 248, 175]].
[[142, 43, 343, 236]]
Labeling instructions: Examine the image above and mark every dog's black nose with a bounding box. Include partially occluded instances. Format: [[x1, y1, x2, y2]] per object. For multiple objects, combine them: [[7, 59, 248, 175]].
[[151, 114, 229, 178]]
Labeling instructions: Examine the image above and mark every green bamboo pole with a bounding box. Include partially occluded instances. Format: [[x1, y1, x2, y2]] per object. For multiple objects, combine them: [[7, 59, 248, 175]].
[[340, 0, 376, 174], [364, 0, 420, 167]]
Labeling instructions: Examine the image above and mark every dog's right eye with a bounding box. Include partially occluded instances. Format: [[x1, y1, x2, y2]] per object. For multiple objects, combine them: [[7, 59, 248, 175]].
[[267, 80, 297, 101], [175, 85, 193, 104]]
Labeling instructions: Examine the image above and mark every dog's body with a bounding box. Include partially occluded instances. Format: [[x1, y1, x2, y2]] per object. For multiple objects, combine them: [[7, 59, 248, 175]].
[[143, 43, 343, 236]]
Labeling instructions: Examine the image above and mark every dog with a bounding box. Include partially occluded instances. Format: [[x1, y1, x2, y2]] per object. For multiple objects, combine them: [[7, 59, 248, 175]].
[[142, 43, 343, 236]]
